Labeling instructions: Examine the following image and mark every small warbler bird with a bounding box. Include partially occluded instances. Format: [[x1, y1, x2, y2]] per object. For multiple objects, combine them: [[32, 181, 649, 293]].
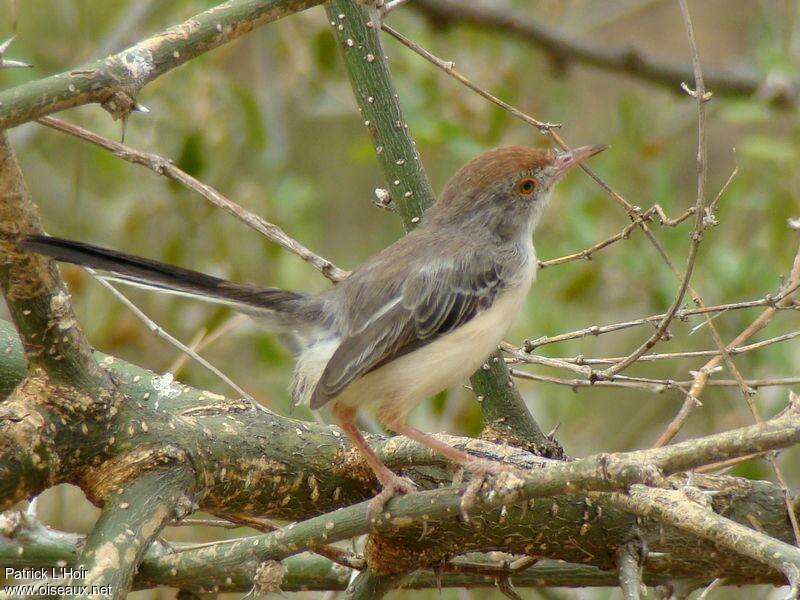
[[23, 144, 605, 516]]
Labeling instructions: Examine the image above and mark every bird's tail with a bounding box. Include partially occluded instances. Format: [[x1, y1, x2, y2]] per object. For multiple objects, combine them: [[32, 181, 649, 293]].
[[22, 235, 325, 332]]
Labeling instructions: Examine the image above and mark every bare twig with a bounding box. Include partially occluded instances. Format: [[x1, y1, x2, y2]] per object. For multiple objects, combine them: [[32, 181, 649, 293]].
[[411, 0, 798, 107], [89, 271, 255, 403], [508, 329, 800, 367], [538, 214, 644, 269], [523, 291, 798, 350], [38, 116, 348, 283], [598, 0, 711, 380], [511, 369, 800, 392], [537, 203, 698, 269], [655, 240, 800, 446], [381, 24, 560, 132]]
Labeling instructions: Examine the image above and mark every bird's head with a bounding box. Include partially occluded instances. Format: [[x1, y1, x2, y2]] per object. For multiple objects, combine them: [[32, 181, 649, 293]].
[[428, 144, 607, 241]]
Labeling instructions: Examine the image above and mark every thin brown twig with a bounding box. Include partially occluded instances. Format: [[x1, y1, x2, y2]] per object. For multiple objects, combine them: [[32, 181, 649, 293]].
[[538, 202, 700, 269], [597, 0, 711, 380], [37, 116, 349, 283], [511, 369, 800, 392], [381, 24, 560, 131], [509, 329, 800, 366], [523, 289, 799, 350], [655, 241, 800, 445]]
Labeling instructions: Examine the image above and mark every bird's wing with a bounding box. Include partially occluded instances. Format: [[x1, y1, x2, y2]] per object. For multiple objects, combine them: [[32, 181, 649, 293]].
[[309, 251, 505, 409]]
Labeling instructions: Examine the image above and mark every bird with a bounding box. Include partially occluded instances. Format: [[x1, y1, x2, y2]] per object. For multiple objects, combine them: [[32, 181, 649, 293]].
[[22, 144, 605, 518]]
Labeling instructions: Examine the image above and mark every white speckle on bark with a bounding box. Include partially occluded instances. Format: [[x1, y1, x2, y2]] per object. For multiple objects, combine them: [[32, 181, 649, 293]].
[[116, 48, 155, 85]]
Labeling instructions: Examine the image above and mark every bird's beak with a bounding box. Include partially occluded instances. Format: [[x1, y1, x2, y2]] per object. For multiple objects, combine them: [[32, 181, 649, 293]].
[[552, 144, 608, 178]]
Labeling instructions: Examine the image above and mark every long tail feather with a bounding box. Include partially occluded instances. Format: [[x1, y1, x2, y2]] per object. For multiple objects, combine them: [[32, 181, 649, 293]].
[[22, 235, 320, 329]]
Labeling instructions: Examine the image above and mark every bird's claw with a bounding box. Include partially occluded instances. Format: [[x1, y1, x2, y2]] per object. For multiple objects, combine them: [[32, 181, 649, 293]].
[[367, 474, 417, 524], [460, 460, 514, 522]]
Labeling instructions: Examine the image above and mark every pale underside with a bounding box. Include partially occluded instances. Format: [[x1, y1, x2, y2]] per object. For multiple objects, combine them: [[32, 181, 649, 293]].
[[294, 257, 536, 425]]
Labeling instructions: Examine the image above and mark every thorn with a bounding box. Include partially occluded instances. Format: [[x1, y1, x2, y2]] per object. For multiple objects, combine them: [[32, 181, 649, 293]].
[[0, 36, 14, 55], [26, 495, 39, 519], [133, 103, 150, 114], [0, 36, 32, 69], [373, 187, 395, 211], [680, 81, 713, 102]]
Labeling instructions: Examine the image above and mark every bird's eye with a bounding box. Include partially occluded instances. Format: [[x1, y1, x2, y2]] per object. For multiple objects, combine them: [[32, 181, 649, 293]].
[[517, 178, 537, 196]]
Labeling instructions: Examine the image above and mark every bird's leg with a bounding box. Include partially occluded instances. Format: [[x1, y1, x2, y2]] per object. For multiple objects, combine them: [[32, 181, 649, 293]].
[[387, 421, 513, 519], [330, 405, 417, 522]]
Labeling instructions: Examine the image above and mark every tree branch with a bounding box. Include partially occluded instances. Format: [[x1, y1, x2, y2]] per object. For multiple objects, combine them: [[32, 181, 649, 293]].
[[0, 514, 684, 593], [71, 465, 195, 599], [472, 355, 563, 457], [1, 314, 798, 588], [412, 0, 798, 107], [0, 0, 325, 130], [130, 405, 800, 582], [610, 486, 800, 589], [326, 0, 435, 228]]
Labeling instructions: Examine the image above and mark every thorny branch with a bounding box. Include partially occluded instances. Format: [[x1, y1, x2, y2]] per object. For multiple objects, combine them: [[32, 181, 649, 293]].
[[0, 0, 327, 129], [672, 0, 800, 550], [521, 290, 799, 350]]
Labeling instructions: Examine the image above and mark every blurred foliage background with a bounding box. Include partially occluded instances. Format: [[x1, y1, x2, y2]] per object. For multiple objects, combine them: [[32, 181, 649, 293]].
[[2, 0, 800, 598]]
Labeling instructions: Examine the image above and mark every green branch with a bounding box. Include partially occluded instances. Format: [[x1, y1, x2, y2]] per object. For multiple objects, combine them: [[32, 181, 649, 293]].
[[0, 0, 324, 130], [132, 409, 800, 584], [0, 315, 798, 588], [326, 0, 434, 228], [72, 466, 196, 599], [0, 515, 684, 592]]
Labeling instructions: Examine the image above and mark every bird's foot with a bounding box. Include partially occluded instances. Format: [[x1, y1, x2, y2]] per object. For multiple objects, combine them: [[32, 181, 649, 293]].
[[460, 459, 517, 521], [367, 472, 418, 524]]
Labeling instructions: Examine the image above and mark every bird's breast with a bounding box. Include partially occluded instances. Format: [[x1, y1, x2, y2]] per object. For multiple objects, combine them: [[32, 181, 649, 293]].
[[334, 264, 535, 422]]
